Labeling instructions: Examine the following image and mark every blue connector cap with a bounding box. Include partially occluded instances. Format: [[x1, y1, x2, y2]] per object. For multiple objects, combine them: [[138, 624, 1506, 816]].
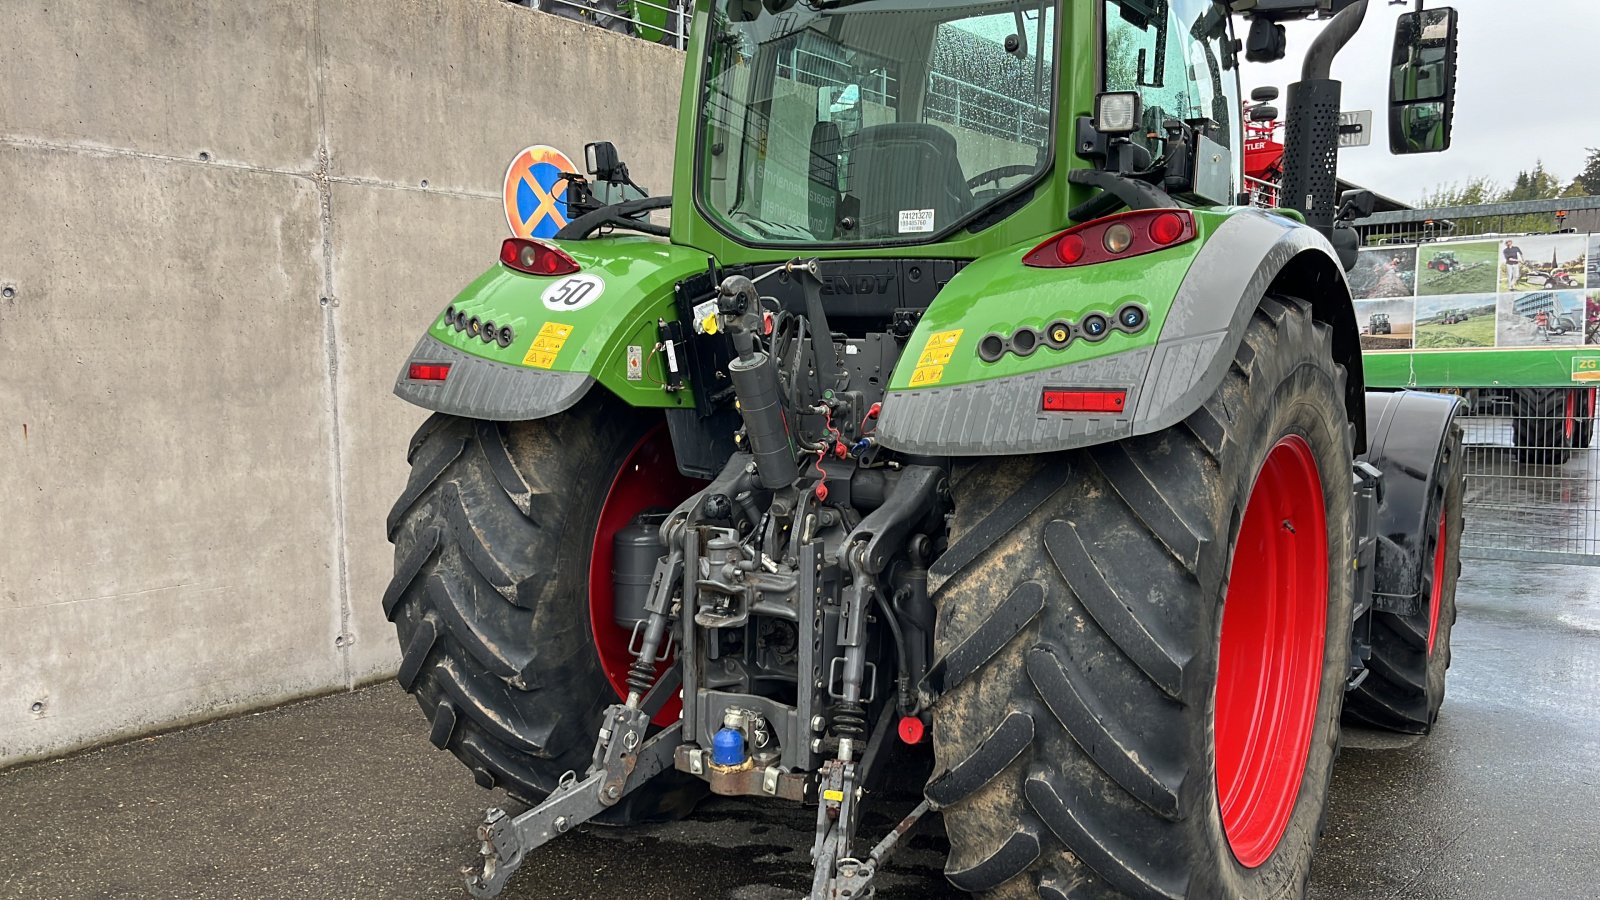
[[711, 727, 747, 767]]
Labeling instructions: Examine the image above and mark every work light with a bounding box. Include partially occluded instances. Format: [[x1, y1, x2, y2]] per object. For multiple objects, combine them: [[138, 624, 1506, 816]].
[[1095, 92, 1142, 135]]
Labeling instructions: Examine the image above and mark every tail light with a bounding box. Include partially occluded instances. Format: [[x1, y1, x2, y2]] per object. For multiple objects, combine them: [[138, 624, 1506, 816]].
[[1023, 209, 1197, 269], [500, 238, 580, 276], [408, 362, 451, 382]]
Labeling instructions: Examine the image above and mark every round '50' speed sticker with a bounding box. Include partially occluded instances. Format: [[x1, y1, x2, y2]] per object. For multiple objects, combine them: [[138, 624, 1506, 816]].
[[541, 274, 606, 312]]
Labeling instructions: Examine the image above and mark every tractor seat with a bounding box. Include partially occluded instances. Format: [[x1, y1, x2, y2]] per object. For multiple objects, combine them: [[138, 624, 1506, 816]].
[[847, 123, 973, 239]]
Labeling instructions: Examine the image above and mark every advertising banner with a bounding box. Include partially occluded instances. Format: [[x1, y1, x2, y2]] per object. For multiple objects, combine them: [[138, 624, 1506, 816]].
[[1358, 234, 1600, 388]]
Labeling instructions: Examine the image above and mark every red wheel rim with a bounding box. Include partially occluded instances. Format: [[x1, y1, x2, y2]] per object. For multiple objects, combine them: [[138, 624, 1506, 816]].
[[1427, 508, 1447, 655], [1565, 390, 1577, 442], [1215, 435, 1329, 869], [588, 424, 702, 725]]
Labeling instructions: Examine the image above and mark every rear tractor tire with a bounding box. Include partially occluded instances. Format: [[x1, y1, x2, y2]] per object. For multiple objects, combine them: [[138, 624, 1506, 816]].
[[929, 295, 1356, 899], [1513, 388, 1575, 466], [383, 395, 704, 821]]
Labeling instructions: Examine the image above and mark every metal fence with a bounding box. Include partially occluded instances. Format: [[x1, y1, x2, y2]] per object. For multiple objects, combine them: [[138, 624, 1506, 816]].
[[507, 0, 693, 48], [1356, 196, 1600, 245], [1457, 391, 1600, 565]]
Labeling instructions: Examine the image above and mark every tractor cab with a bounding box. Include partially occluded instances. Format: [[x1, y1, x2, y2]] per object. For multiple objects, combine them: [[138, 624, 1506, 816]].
[[698, 0, 1058, 245], [685, 0, 1243, 257]]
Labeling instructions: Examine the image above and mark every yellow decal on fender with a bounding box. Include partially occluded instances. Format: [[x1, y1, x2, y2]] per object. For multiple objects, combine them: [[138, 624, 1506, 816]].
[[910, 329, 962, 386], [523, 322, 576, 369]]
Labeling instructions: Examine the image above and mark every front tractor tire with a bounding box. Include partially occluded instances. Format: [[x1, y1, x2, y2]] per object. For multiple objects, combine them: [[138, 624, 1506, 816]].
[[383, 396, 702, 821], [929, 296, 1356, 899], [1343, 421, 1464, 734]]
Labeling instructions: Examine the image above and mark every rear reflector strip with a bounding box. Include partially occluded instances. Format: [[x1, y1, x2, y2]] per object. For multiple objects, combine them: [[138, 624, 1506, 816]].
[[408, 362, 452, 382], [1042, 389, 1126, 413]]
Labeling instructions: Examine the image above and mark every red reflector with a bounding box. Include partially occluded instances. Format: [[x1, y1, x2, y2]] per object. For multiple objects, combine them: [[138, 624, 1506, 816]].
[[1042, 389, 1127, 413], [897, 716, 926, 744], [408, 362, 451, 382], [500, 237, 580, 277], [1149, 211, 1187, 245]]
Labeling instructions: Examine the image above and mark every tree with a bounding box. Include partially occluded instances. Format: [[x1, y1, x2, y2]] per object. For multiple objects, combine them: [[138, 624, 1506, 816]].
[[1576, 147, 1600, 197], [1419, 176, 1500, 208], [1502, 160, 1564, 203]]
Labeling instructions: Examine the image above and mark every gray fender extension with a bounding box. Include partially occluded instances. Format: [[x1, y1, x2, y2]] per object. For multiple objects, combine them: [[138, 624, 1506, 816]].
[[1360, 390, 1462, 614], [875, 210, 1348, 456], [393, 334, 594, 422]]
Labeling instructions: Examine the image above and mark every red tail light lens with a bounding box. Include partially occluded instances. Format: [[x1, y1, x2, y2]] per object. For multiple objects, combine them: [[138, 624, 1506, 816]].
[[1042, 389, 1127, 413], [1024, 209, 1197, 269], [408, 362, 452, 382], [1149, 211, 1187, 245], [500, 238, 580, 277]]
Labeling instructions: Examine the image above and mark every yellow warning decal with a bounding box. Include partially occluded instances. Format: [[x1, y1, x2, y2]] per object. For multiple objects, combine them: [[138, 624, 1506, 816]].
[[909, 329, 961, 386], [523, 322, 576, 369], [822, 789, 845, 802]]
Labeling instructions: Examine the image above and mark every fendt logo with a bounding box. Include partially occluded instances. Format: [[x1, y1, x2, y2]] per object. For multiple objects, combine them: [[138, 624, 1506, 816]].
[[819, 274, 894, 296]]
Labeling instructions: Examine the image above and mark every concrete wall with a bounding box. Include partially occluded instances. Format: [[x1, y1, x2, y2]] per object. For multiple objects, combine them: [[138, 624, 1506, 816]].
[[0, 0, 685, 767]]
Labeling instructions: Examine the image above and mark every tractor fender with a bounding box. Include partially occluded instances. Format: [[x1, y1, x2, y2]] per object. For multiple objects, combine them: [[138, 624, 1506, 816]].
[[394, 237, 710, 421], [876, 209, 1363, 456], [1360, 390, 1463, 617]]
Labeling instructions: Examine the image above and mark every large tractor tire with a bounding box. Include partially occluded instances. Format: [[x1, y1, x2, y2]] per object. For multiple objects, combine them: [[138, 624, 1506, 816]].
[[1573, 388, 1595, 451], [1513, 388, 1573, 465], [1343, 424, 1464, 734], [928, 296, 1356, 899], [383, 395, 704, 820]]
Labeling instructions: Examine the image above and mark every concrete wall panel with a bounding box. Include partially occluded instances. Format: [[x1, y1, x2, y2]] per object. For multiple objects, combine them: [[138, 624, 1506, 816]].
[[0, 0, 320, 170], [0, 146, 341, 763], [320, 0, 684, 196]]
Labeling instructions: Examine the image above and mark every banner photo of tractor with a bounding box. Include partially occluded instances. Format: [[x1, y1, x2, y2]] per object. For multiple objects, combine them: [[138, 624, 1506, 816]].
[[1496, 290, 1585, 347], [1415, 294, 1497, 348], [1350, 246, 1418, 300], [1417, 240, 1499, 296], [1499, 234, 1588, 293], [1357, 297, 1415, 350]]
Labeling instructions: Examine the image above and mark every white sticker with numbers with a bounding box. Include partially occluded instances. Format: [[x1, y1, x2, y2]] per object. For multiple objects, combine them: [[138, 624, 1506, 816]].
[[898, 209, 936, 234], [540, 273, 606, 311]]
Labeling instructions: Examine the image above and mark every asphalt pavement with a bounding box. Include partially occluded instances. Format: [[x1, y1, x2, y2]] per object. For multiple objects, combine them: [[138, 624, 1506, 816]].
[[3, 520, 1599, 898]]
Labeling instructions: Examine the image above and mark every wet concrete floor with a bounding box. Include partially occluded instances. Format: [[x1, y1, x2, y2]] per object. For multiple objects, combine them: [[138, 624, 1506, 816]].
[[2, 553, 1596, 899]]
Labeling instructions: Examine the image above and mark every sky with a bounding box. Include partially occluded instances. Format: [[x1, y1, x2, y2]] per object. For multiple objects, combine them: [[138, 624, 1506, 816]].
[[1240, 0, 1595, 206]]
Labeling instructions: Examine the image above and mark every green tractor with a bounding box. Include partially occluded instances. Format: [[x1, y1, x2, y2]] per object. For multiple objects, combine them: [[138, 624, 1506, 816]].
[[1427, 249, 1460, 272], [386, 1, 1466, 897], [1368, 312, 1392, 334]]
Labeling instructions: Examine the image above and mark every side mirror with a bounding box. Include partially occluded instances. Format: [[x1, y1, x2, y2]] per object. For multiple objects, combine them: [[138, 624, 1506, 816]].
[[1389, 7, 1459, 154], [585, 142, 622, 181], [1336, 189, 1376, 223]]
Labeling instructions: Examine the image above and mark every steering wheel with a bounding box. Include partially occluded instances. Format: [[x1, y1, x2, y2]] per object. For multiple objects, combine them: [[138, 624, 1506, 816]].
[[966, 164, 1036, 192]]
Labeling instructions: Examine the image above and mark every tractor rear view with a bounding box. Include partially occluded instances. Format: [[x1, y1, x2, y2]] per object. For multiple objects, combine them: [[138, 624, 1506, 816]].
[[384, 1, 1467, 897]]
